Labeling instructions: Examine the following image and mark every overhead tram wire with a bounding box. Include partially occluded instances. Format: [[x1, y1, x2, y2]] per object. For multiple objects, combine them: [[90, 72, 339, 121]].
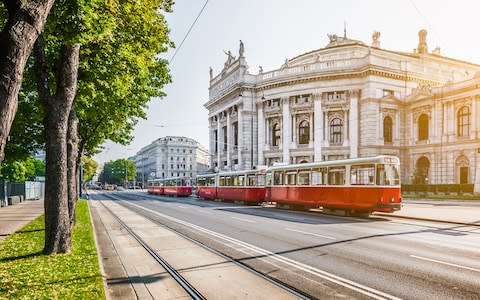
[[169, 0, 209, 65]]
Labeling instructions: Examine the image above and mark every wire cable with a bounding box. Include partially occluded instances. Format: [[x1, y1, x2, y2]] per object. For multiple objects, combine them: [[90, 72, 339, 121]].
[[169, 0, 209, 64]]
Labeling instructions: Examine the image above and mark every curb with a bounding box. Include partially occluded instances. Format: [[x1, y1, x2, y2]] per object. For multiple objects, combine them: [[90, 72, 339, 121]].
[[374, 213, 480, 227], [87, 200, 111, 300]]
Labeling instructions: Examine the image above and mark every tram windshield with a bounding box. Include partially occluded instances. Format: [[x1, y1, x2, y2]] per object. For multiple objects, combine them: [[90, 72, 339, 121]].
[[376, 164, 400, 186]]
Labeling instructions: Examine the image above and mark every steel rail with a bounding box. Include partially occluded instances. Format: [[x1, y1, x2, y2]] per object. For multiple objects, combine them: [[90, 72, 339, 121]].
[[96, 198, 206, 300]]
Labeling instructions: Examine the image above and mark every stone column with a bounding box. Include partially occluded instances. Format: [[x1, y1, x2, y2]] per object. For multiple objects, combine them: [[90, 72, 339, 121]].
[[314, 94, 323, 161], [474, 151, 480, 195], [395, 112, 400, 146], [227, 110, 231, 169], [349, 91, 359, 158], [217, 113, 221, 170], [282, 97, 291, 163], [309, 112, 314, 147], [343, 109, 349, 146], [292, 113, 297, 146], [238, 106, 243, 168], [471, 96, 477, 138], [257, 104, 264, 165]]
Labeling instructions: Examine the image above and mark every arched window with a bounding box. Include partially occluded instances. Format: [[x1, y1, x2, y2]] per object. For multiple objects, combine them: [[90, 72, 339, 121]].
[[415, 156, 430, 184], [457, 106, 470, 137], [298, 120, 310, 144], [272, 123, 281, 146], [418, 114, 429, 141], [383, 116, 393, 143], [329, 118, 343, 145]]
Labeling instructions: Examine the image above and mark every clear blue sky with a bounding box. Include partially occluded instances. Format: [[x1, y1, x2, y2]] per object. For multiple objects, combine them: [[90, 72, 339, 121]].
[[94, 0, 480, 164]]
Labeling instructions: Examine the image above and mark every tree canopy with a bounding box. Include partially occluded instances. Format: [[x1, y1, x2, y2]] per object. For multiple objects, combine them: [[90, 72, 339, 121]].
[[0, 156, 45, 182], [81, 156, 98, 183], [98, 159, 136, 185]]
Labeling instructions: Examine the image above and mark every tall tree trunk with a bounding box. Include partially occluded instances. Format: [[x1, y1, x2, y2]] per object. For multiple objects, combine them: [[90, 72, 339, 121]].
[[67, 107, 79, 228], [34, 35, 80, 254], [0, 0, 55, 163]]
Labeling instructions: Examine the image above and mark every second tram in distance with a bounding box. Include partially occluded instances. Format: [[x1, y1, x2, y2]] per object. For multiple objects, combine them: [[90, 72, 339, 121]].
[[147, 176, 193, 197]]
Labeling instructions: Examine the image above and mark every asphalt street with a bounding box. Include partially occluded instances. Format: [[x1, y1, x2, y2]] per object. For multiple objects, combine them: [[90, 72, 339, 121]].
[[90, 191, 480, 299]]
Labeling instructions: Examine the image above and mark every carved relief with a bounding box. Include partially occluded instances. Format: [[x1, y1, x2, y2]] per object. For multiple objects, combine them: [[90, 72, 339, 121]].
[[412, 105, 432, 121]]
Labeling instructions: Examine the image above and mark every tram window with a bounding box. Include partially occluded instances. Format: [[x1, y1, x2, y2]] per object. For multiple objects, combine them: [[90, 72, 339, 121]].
[[208, 177, 216, 186], [266, 172, 273, 186], [219, 177, 225, 187], [197, 178, 205, 187], [257, 175, 266, 186], [351, 164, 375, 185], [233, 176, 239, 186], [376, 164, 400, 186], [274, 172, 284, 185], [225, 176, 232, 186], [238, 175, 245, 186], [247, 175, 257, 186], [298, 172, 310, 185], [287, 173, 296, 185], [311, 168, 327, 185], [328, 167, 345, 185]]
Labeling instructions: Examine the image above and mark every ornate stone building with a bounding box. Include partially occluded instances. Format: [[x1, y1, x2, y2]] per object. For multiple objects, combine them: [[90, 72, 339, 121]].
[[205, 31, 480, 193], [134, 136, 209, 185]]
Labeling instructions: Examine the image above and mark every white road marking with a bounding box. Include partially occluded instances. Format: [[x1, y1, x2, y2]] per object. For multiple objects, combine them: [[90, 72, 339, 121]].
[[410, 255, 480, 273], [285, 228, 336, 240], [177, 205, 188, 209], [231, 217, 256, 223], [211, 206, 264, 210], [126, 201, 400, 300]]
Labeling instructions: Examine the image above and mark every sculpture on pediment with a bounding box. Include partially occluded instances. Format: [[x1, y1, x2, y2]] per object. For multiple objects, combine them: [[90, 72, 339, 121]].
[[372, 31, 381, 47], [281, 58, 289, 69], [239, 40, 244, 57], [209, 67, 213, 80], [223, 50, 235, 68], [328, 34, 338, 43]]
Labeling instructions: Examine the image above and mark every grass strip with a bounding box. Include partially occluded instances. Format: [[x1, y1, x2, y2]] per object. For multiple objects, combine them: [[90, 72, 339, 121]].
[[0, 200, 105, 299]]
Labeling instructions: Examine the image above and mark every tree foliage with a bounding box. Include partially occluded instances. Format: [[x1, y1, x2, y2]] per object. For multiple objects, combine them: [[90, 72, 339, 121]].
[[98, 159, 136, 185], [81, 156, 97, 182], [0, 157, 45, 182]]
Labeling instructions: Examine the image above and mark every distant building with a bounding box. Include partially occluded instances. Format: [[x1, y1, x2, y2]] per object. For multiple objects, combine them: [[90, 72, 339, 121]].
[[205, 30, 480, 193], [134, 136, 209, 186]]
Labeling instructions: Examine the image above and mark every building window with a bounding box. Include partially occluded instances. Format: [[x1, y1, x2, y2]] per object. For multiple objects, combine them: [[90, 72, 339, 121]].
[[214, 130, 218, 153], [298, 120, 309, 144], [457, 106, 470, 137], [383, 116, 393, 143], [418, 114, 429, 141], [272, 123, 281, 146], [161, 164, 164, 169], [223, 126, 227, 151], [329, 118, 343, 145], [233, 122, 238, 147]]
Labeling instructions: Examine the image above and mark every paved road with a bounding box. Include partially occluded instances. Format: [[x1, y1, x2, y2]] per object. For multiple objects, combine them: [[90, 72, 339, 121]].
[[91, 191, 480, 299]]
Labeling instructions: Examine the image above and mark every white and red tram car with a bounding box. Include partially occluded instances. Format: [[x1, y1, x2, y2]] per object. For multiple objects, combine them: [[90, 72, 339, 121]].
[[196, 174, 217, 200], [196, 168, 267, 204], [148, 176, 192, 197], [265, 155, 401, 214]]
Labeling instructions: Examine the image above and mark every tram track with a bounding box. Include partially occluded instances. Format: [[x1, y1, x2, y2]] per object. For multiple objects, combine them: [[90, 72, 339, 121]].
[[96, 198, 206, 300], [98, 192, 313, 299], [98, 192, 403, 300]]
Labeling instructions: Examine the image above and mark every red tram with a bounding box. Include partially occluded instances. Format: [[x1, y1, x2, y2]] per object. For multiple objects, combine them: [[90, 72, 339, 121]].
[[147, 176, 192, 197], [196, 168, 267, 204], [265, 156, 401, 215]]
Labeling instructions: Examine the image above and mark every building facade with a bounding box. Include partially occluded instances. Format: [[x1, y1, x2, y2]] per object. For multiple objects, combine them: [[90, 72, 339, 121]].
[[134, 136, 209, 186], [205, 30, 480, 193]]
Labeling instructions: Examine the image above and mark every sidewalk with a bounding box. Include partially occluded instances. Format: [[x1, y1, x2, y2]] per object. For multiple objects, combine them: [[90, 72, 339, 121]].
[[374, 201, 480, 226], [89, 199, 300, 300], [0, 199, 44, 242]]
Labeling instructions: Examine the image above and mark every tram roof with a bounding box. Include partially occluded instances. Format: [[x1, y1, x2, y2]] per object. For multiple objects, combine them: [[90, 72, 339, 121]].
[[267, 155, 400, 172]]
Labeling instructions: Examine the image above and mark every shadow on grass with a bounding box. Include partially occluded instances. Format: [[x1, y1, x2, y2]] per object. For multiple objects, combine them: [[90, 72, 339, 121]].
[[0, 250, 44, 262]]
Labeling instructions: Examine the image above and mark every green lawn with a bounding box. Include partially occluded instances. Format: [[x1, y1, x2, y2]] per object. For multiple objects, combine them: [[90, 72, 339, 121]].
[[0, 200, 105, 299]]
